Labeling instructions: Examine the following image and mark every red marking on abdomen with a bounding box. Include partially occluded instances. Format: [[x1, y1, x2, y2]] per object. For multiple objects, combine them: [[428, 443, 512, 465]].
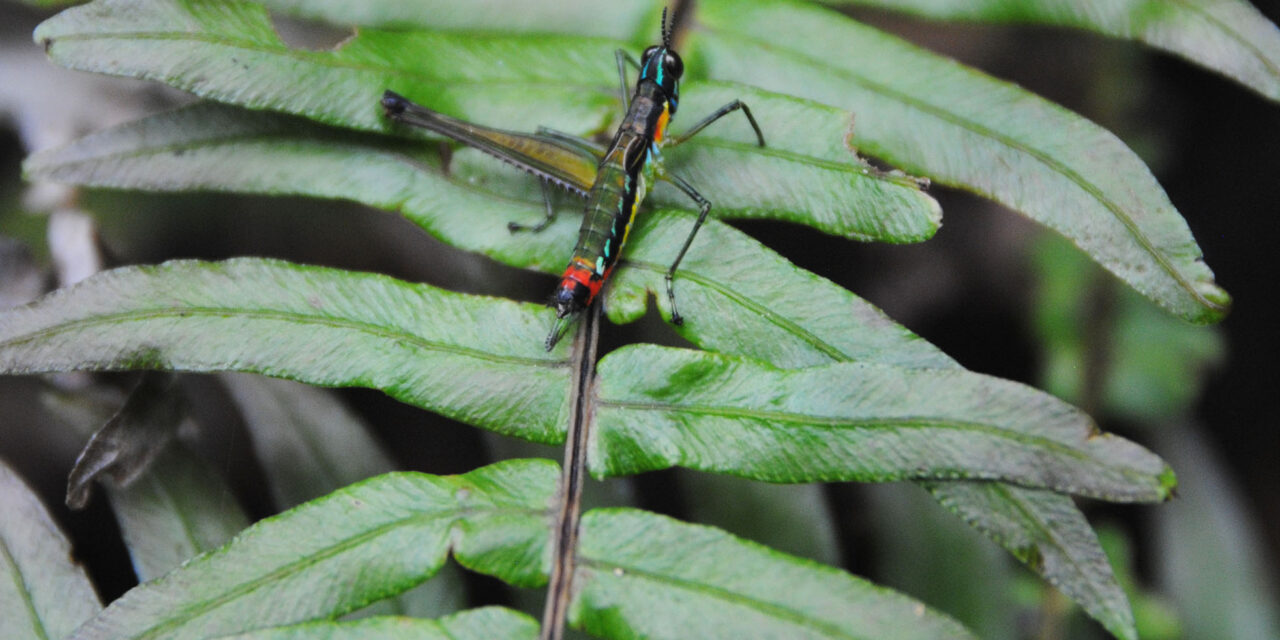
[[558, 261, 603, 301], [562, 262, 594, 288]]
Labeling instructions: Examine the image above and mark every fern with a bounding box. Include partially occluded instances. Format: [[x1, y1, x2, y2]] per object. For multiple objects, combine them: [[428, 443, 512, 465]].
[[4, 0, 1271, 638]]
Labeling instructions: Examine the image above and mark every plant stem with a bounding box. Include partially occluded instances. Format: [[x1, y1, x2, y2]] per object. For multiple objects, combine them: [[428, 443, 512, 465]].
[[540, 302, 601, 640]]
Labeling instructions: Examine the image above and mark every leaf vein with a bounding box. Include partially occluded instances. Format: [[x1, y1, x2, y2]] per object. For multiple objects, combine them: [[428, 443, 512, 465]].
[[623, 258, 848, 361], [599, 400, 1108, 465]]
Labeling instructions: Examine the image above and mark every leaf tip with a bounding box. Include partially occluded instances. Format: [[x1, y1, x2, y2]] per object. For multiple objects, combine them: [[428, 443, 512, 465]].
[[32, 12, 65, 54], [1193, 280, 1232, 323], [1157, 465, 1179, 501]]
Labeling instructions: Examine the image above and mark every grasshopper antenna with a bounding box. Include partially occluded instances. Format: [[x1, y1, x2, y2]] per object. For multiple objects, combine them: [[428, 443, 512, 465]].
[[661, 7, 672, 49]]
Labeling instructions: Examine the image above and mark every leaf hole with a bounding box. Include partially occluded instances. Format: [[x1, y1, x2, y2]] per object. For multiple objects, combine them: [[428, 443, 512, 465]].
[[269, 13, 356, 52]]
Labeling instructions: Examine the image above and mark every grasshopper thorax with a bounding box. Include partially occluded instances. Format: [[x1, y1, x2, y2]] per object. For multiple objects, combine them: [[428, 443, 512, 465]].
[[639, 45, 682, 113]]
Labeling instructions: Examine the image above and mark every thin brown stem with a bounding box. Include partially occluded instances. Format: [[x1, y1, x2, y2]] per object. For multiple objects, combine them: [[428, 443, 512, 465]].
[[1080, 270, 1117, 417], [539, 301, 600, 640]]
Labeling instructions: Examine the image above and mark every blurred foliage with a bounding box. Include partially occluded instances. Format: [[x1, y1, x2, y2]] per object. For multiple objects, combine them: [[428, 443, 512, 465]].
[[1031, 232, 1225, 421]]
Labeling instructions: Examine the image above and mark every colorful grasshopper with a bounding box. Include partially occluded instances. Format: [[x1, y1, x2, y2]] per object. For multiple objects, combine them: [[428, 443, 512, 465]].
[[382, 8, 764, 349]]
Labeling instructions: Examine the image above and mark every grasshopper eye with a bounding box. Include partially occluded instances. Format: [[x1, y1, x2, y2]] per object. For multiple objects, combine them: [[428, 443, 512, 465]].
[[641, 45, 661, 65], [664, 51, 684, 79]]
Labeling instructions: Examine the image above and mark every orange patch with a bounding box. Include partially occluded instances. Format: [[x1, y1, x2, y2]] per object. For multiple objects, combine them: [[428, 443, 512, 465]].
[[654, 103, 671, 143]]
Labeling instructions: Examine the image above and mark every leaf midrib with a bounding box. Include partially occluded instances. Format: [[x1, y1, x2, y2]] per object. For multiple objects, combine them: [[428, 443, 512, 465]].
[[0, 307, 563, 369], [673, 137, 921, 187], [574, 556, 867, 640], [995, 484, 1128, 624], [598, 399, 1125, 469]]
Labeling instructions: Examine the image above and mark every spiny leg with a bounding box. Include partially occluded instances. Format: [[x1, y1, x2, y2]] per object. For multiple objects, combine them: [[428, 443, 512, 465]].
[[663, 173, 714, 326], [659, 100, 765, 324], [667, 100, 766, 148], [509, 179, 557, 233]]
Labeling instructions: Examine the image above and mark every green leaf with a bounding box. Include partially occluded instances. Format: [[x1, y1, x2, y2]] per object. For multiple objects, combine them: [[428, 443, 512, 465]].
[[67, 460, 556, 640], [33, 0, 613, 135], [21, 102, 944, 368], [591, 345, 1173, 502], [258, 0, 655, 40], [615, 181, 1137, 639], [32, 0, 940, 243], [627, 215, 1147, 631], [694, 0, 1229, 324], [649, 224, 1140, 637], [605, 208, 947, 365], [42, 386, 251, 581], [0, 259, 570, 444], [924, 482, 1137, 640], [0, 183, 1141, 637], [663, 85, 939, 242], [572, 508, 976, 640], [219, 608, 540, 640], [219, 373, 466, 618], [0, 459, 102, 640], [1, 259, 1139, 636], [4, 264, 1153, 496], [0, 258, 1130, 502], [825, 0, 1280, 103]]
